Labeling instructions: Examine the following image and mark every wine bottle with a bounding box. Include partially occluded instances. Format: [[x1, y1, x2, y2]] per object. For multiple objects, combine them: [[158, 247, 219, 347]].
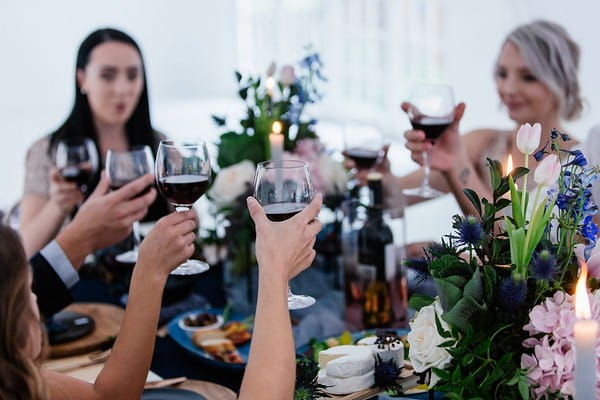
[[358, 172, 394, 329]]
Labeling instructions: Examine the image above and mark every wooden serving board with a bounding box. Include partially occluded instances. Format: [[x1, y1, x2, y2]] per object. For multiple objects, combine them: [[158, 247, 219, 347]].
[[49, 303, 125, 358], [318, 362, 424, 400]]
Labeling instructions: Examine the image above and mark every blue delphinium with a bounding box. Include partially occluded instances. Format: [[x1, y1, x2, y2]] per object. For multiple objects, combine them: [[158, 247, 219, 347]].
[[497, 276, 527, 312], [530, 250, 558, 281]]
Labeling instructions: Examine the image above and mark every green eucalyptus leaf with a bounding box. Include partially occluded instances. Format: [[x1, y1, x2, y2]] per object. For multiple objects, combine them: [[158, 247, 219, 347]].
[[463, 269, 484, 302], [408, 294, 435, 311], [463, 188, 482, 216], [487, 158, 503, 190], [442, 296, 486, 333], [510, 166, 529, 181], [518, 378, 530, 400], [434, 278, 463, 311]]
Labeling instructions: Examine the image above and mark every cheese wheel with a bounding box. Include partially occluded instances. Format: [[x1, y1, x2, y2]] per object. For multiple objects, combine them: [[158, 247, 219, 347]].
[[317, 368, 374, 395], [324, 346, 374, 378], [357, 336, 404, 367]]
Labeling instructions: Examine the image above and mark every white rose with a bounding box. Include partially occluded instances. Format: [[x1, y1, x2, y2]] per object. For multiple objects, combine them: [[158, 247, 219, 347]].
[[407, 299, 453, 387], [317, 153, 349, 195], [209, 160, 256, 208]]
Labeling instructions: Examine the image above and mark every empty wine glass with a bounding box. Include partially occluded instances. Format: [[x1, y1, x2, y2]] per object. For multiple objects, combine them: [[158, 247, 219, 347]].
[[106, 146, 154, 264], [254, 159, 316, 310], [54, 137, 99, 194], [403, 84, 455, 199], [155, 140, 211, 275]]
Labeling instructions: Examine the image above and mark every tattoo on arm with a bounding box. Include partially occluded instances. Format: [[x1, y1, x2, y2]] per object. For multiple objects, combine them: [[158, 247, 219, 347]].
[[459, 168, 470, 185]]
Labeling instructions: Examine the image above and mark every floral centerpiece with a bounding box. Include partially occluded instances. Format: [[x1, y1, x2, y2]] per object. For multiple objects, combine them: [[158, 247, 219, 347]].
[[405, 124, 600, 399], [208, 50, 347, 277]]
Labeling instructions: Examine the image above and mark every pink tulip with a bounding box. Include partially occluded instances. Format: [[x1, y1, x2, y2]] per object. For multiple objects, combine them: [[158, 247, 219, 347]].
[[516, 122, 542, 155], [534, 154, 561, 187], [574, 243, 600, 279], [266, 61, 276, 77], [280, 65, 296, 86]]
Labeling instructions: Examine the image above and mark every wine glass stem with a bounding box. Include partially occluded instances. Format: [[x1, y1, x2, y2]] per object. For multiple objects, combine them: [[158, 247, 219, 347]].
[[422, 149, 432, 189], [132, 220, 141, 252]]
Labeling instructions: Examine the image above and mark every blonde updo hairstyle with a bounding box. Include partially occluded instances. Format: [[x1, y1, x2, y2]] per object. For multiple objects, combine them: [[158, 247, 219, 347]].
[[500, 20, 583, 120]]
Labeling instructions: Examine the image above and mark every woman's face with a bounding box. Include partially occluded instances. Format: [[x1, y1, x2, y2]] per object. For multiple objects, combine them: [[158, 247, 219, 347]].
[[495, 42, 558, 125], [27, 270, 42, 359], [77, 41, 144, 127]]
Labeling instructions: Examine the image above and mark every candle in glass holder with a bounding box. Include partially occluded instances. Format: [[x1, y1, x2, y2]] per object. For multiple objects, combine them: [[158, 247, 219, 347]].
[[574, 261, 598, 400]]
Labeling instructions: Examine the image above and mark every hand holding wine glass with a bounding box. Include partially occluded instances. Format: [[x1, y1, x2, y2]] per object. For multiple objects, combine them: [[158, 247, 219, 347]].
[[402, 84, 461, 198], [155, 140, 211, 275], [254, 159, 319, 309], [55, 137, 99, 194], [106, 146, 154, 263]]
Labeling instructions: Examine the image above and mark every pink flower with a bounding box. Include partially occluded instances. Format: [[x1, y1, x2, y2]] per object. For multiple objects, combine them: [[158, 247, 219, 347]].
[[280, 65, 296, 86], [522, 290, 600, 398], [266, 61, 276, 77], [516, 122, 542, 155], [534, 154, 561, 187]]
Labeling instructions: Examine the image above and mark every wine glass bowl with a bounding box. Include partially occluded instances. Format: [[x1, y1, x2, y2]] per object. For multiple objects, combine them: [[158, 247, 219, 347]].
[[254, 159, 316, 309], [343, 123, 385, 171], [54, 137, 99, 193], [106, 146, 154, 264], [403, 84, 455, 199], [155, 140, 211, 275]]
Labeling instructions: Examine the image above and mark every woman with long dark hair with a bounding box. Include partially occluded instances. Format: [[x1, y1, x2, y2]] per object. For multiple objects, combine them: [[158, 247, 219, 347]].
[[21, 28, 168, 256]]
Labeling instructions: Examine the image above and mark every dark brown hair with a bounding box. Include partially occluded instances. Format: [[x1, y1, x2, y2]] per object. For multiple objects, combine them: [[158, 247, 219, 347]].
[[0, 225, 46, 400]]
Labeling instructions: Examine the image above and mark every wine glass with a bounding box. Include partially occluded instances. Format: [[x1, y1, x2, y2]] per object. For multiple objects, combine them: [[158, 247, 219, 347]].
[[402, 83, 455, 199], [155, 140, 211, 275], [254, 159, 316, 310], [106, 146, 154, 264], [55, 137, 99, 194], [343, 122, 385, 171]]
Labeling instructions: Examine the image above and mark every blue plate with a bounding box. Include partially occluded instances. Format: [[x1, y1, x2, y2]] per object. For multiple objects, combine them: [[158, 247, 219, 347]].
[[141, 387, 206, 399], [168, 308, 250, 371]]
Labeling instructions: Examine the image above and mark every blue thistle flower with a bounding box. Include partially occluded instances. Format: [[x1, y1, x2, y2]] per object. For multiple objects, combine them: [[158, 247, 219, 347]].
[[497, 277, 527, 312], [456, 216, 484, 246], [530, 250, 558, 281], [550, 129, 558, 139], [373, 355, 402, 395]]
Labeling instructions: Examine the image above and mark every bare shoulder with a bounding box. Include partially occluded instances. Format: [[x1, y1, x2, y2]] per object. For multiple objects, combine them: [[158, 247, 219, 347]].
[[462, 128, 507, 160]]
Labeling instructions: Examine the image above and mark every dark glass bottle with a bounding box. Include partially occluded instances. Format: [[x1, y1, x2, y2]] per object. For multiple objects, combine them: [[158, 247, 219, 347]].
[[359, 172, 393, 328]]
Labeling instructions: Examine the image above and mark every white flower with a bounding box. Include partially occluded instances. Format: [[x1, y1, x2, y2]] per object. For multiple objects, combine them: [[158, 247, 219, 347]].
[[516, 122, 542, 155], [317, 153, 349, 195], [209, 160, 256, 208], [407, 299, 453, 387]]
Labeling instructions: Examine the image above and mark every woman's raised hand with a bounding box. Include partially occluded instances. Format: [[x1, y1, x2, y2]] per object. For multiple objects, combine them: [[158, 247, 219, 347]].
[[402, 102, 467, 173], [48, 168, 85, 215], [247, 194, 323, 282]]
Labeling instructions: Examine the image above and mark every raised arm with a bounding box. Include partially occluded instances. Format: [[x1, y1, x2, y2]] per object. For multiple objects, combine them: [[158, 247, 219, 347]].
[[43, 210, 197, 400], [20, 168, 83, 257], [239, 194, 323, 400]]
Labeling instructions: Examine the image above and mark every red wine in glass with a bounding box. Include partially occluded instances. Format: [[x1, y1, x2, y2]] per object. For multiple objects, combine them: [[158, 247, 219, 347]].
[[263, 202, 308, 222], [410, 116, 453, 142], [60, 166, 93, 188], [157, 175, 210, 207], [344, 148, 381, 169]]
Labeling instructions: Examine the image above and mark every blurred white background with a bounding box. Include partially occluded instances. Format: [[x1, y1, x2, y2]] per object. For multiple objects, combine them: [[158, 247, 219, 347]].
[[1, 0, 599, 243]]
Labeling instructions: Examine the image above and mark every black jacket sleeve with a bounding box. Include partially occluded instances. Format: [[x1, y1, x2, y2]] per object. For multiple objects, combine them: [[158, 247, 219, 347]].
[[30, 252, 73, 318]]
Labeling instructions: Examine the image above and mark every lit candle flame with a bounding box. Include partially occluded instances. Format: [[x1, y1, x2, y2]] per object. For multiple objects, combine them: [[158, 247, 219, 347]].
[[272, 121, 282, 134], [505, 154, 513, 176], [575, 260, 591, 319]]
